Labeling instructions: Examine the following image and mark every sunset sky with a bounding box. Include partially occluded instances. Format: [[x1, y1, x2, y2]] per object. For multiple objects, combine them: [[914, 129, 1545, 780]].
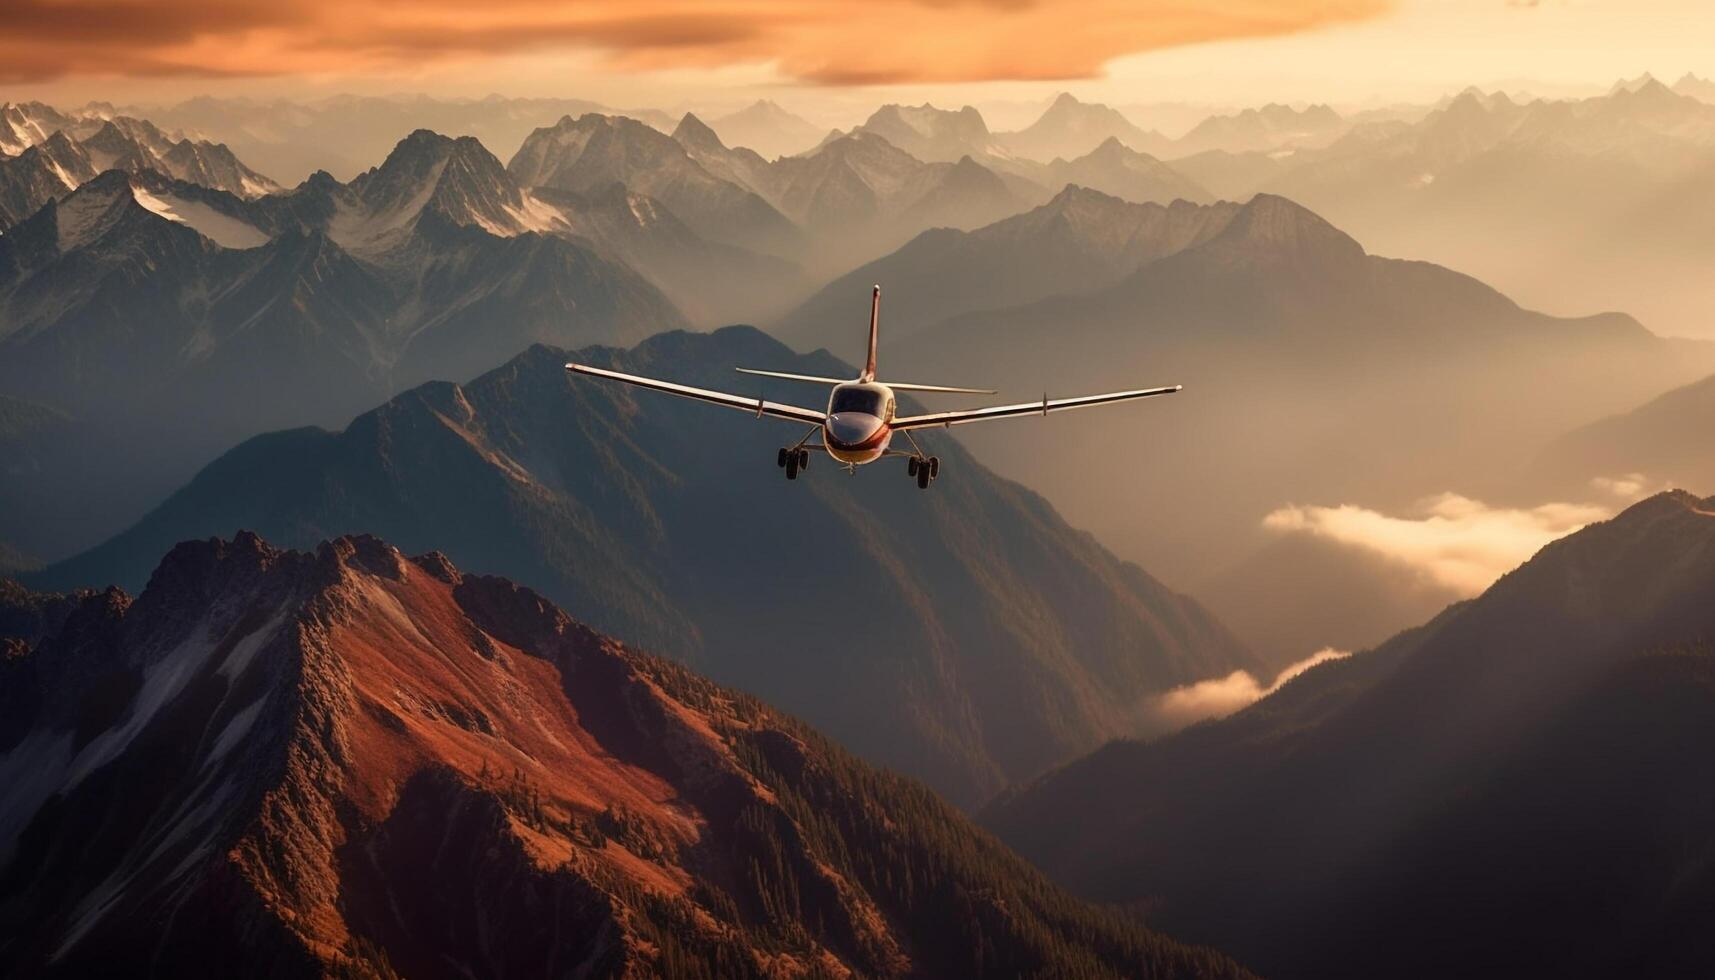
[[5, 0, 1714, 118]]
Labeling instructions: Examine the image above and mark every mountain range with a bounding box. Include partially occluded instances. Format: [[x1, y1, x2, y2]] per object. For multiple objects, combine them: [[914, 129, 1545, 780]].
[[1171, 103, 1346, 156], [987, 489, 1715, 979], [777, 187, 1237, 344], [31, 326, 1257, 808], [0, 134, 688, 559], [997, 93, 1176, 162], [508, 113, 804, 261], [851, 103, 1010, 164], [100, 94, 680, 185], [0, 533, 1253, 979], [0, 108, 278, 228], [1173, 79, 1715, 339]]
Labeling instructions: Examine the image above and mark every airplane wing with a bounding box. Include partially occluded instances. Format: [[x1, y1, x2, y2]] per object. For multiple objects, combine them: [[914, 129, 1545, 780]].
[[890, 385, 1181, 430], [567, 363, 827, 425]]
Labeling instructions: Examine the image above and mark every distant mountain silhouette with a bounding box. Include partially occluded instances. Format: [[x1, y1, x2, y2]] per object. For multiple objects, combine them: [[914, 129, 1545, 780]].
[[0, 533, 1254, 979], [35, 326, 1258, 808], [1528, 370, 1715, 498], [854, 103, 1006, 164], [1173, 103, 1345, 156], [988, 490, 1715, 979], [757, 131, 1037, 272], [708, 99, 825, 158], [776, 186, 1237, 346], [999, 93, 1174, 162], [1675, 71, 1715, 103], [1189, 82, 1715, 339], [127, 93, 679, 184], [508, 113, 802, 258], [1042, 138, 1211, 205]]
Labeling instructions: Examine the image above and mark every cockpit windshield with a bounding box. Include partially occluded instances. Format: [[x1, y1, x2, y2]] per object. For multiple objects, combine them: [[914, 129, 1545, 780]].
[[830, 386, 887, 417]]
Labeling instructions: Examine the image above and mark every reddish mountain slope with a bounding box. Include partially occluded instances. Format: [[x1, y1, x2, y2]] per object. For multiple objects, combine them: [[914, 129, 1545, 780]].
[[0, 534, 1251, 980]]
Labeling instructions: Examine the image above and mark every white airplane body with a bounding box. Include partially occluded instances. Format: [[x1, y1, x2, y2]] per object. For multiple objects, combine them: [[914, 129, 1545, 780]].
[[566, 286, 1180, 489]]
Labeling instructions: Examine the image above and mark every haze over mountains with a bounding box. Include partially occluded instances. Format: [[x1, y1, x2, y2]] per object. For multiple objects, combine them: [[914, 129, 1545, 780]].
[[776, 184, 1715, 664], [0, 533, 1251, 979], [33, 327, 1256, 808], [9, 79, 1714, 665], [988, 489, 1715, 979], [1179, 77, 1715, 339]]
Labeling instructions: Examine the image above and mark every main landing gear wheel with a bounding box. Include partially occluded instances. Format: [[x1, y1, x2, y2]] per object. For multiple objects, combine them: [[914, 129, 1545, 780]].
[[909, 454, 940, 489], [786, 453, 799, 479], [777, 448, 788, 468], [797, 448, 810, 470]]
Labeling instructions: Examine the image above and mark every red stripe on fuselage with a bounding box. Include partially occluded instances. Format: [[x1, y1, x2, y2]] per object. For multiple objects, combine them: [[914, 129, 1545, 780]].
[[825, 417, 891, 451]]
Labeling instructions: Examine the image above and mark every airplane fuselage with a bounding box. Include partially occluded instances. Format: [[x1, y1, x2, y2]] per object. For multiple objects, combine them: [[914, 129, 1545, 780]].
[[823, 381, 895, 464]]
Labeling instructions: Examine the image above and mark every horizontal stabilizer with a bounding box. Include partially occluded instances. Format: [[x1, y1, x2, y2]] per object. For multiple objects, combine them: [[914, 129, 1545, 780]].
[[736, 367, 852, 385], [881, 381, 998, 394]]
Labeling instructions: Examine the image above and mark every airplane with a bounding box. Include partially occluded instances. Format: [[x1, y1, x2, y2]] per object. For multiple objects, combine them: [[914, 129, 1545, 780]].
[[565, 285, 1181, 489]]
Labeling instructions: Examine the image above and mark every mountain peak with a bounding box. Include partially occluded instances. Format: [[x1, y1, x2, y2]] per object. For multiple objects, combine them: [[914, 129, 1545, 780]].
[[46, 170, 145, 252], [671, 111, 724, 151], [6, 532, 1255, 976], [354, 128, 526, 239], [1045, 182, 1126, 211], [1089, 135, 1131, 157], [1610, 71, 1660, 94], [1210, 193, 1364, 263], [1613, 74, 1681, 104]]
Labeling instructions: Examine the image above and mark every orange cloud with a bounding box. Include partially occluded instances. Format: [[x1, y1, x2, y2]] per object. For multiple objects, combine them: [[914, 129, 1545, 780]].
[[0, 0, 1391, 85]]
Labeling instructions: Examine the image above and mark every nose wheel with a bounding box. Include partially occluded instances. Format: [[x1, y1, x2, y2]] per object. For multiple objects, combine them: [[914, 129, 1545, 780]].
[[777, 447, 810, 480], [907, 455, 939, 489]]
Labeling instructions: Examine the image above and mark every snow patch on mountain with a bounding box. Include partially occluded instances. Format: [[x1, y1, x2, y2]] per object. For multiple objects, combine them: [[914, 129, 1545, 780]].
[[132, 186, 268, 248], [330, 158, 447, 254]]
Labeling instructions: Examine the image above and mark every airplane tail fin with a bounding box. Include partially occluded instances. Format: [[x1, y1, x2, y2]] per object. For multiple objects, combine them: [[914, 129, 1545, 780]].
[[863, 284, 880, 382]]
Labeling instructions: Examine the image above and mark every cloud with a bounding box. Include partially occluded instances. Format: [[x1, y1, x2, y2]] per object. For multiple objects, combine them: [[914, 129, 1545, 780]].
[[1143, 648, 1350, 733], [1590, 473, 1657, 499], [0, 0, 1392, 86], [1261, 492, 1614, 596]]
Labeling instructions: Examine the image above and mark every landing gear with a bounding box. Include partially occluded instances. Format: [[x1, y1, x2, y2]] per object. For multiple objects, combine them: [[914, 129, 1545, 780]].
[[908, 455, 939, 489], [780, 446, 811, 480]]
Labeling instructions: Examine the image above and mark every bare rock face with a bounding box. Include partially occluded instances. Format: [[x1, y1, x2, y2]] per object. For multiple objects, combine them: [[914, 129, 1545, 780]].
[[0, 533, 1251, 980]]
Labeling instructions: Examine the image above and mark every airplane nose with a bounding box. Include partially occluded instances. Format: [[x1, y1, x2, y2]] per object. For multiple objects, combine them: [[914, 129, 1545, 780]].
[[826, 412, 883, 447]]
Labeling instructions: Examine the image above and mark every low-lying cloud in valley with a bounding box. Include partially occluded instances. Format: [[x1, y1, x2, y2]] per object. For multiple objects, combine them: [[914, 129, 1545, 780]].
[[1261, 492, 1618, 596], [1142, 648, 1351, 734]]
